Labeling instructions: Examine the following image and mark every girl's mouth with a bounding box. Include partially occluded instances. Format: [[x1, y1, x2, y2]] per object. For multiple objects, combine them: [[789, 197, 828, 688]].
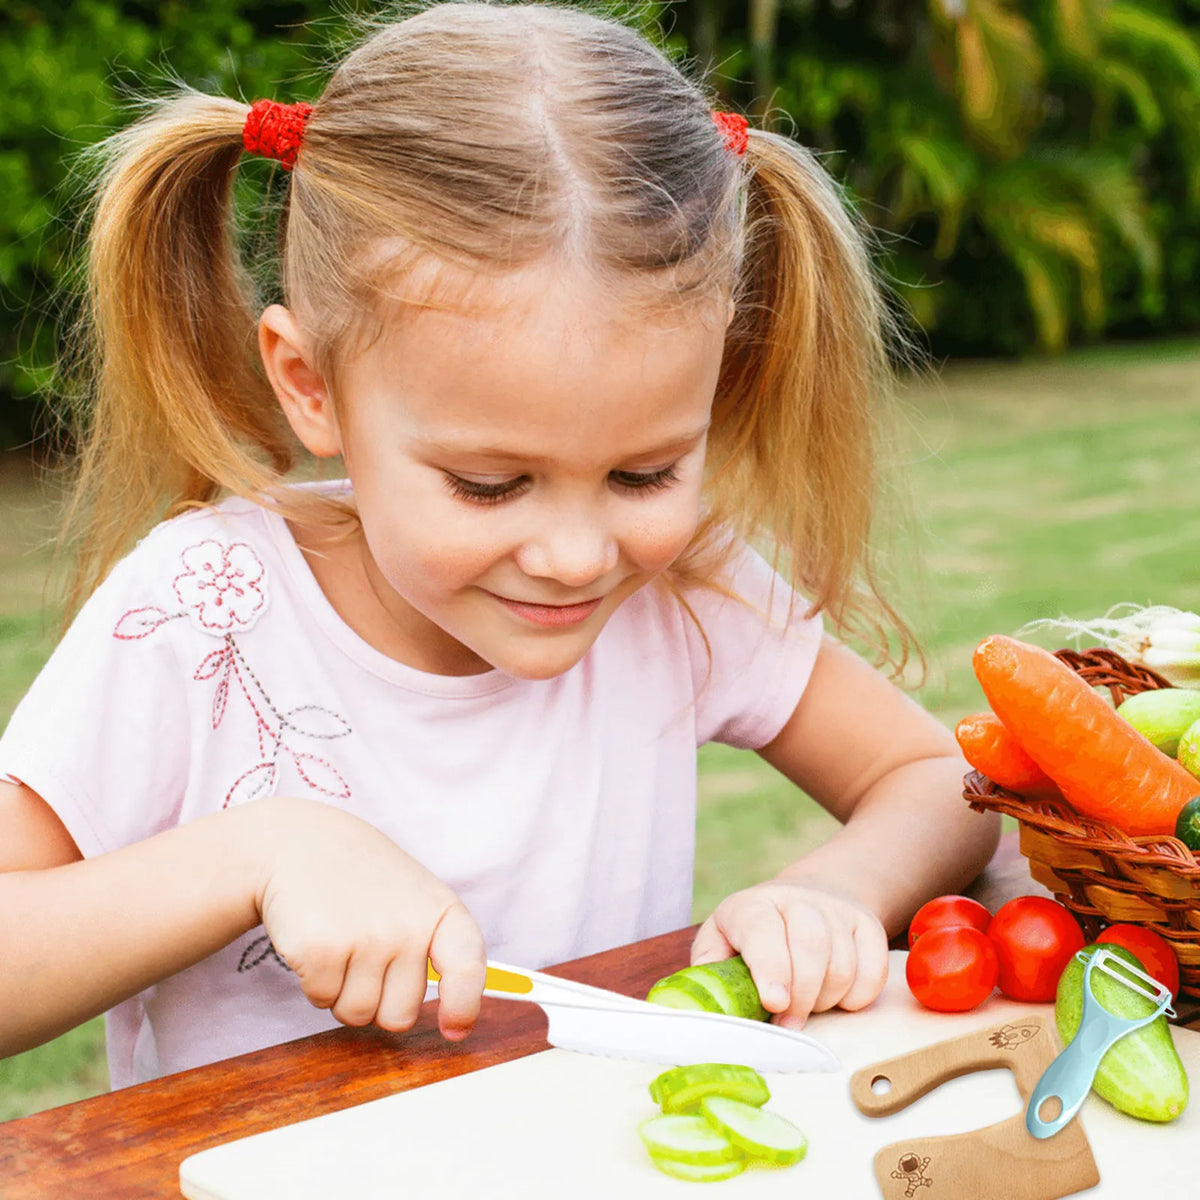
[[492, 594, 604, 627]]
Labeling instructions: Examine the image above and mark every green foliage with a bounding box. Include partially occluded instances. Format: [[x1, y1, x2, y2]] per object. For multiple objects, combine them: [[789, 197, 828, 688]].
[[0, 0, 354, 449], [682, 0, 1200, 355], [3, 0, 1200, 452]]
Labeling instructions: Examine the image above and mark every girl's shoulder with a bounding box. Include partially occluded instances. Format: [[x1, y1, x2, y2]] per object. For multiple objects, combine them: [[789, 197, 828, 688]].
[[140, 491, 281, 548]]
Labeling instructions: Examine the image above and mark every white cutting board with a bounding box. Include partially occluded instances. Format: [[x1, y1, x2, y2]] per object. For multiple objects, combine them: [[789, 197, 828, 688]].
[[180, 951, 1200, 1198]]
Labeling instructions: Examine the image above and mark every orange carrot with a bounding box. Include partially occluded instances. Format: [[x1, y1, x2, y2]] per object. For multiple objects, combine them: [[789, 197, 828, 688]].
[[955, 711, 1060, 798], [972, 634, 1200, 836]]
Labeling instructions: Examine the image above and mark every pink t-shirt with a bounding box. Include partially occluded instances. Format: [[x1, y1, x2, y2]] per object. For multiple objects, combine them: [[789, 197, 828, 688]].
[[0, 490, 822, 1089]]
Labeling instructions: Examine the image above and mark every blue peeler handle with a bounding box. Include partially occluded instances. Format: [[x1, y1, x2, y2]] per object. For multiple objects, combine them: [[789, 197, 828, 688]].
[[1025, 949, 1173, 1139]]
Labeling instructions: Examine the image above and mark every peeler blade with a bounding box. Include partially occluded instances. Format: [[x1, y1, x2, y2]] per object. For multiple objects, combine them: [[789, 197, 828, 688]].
[[1089, 949, 1176, 1016]]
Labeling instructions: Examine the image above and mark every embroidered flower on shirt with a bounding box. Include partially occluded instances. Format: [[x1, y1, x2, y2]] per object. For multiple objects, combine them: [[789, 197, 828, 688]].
[[114, 535, 352, 809], [173, 539, 267, 634]]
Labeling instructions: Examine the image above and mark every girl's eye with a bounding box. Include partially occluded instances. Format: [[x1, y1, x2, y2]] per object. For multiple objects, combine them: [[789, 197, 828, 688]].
[[443, 465, 681, 504], [443, 474, 528, 505], [610, 465, 680, 494]]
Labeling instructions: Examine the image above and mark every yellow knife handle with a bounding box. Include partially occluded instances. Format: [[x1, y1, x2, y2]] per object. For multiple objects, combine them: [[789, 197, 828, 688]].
[[427, 961, 533, 995]]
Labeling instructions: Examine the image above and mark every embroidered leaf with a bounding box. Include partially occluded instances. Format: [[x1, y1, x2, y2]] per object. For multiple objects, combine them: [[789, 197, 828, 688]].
[[194, 646, 230, 681], [237, 933, 293, 973], [113, 606, 177, 640], [283, 705, 352, 740], [291, 751, 352, 799], [224, 761, 277, 808], [212, 673, 231, 728]]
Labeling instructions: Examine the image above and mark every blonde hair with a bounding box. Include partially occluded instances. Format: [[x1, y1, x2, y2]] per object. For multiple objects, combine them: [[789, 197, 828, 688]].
[[60, 0, 914, 664]]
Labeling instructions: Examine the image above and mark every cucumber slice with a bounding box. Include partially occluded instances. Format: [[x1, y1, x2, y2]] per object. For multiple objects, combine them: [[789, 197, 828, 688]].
[[637, 1115, 742, 1166], [698, 1096, 808, 1166], [646, 957, 769, 1021], [686, 958, 770, 1021], [649, 1063, 771, 1113], [646, 974, 722, 1013], [647, 1154, 747, 1182]]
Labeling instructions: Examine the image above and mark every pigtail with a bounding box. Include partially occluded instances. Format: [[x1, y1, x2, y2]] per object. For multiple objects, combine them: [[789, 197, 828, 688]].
[[60, 91, 294, 616], [703, 129, 917, 670]]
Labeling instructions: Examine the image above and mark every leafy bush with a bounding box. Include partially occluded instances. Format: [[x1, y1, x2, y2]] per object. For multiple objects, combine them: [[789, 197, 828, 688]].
[[0, 0, 339, 449], [3, 0, 1200, 450], [678, 0, 1200, 356]]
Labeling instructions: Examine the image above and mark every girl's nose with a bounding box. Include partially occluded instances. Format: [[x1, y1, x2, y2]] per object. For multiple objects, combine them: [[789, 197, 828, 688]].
[[515, 507, 619, 588]]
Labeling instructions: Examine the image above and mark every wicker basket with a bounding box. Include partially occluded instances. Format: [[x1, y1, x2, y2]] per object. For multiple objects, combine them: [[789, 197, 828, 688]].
[[964, 647, 1200, 1000]]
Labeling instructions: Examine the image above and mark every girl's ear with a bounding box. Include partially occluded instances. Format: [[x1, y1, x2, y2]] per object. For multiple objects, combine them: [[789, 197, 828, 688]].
[[259, 305, 342, 458]]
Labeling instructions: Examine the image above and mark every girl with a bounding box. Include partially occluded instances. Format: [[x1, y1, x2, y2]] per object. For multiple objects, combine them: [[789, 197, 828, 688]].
[[0, 0, 998, 1091]]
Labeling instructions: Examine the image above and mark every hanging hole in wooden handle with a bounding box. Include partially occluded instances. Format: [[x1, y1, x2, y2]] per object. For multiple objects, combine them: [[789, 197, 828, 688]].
[[1037, 1095, 1062, 1123], [870, 1074, 892, 1095]]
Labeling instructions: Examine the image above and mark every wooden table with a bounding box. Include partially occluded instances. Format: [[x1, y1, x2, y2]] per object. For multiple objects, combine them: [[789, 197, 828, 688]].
[[0, 831, 1193, 1198]]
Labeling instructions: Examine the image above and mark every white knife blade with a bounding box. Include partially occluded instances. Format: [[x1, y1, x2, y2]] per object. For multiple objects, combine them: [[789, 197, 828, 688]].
[[426, 959, 840, 1074]]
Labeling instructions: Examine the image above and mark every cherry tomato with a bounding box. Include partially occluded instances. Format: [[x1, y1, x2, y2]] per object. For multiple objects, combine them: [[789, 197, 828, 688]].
[[987, 896, 1085, 1002], [1095, 924, 1181, 998], [907, 894, 992, 949], [905, 926, 999, 1012]]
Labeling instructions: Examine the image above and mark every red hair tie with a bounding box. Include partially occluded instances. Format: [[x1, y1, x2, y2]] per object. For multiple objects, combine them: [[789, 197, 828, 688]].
[[712, 110, 749, 158], [243, 99, 313, 171]]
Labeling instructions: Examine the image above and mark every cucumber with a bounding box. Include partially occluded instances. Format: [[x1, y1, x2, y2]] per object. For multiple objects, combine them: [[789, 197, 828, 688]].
[[1175, 795, 1200, 852], [646, 956, 769, 1022], [698, 1095, 808, 1166], [637, 1115, 742, 1167], [1055, 944, 1189, 1122], [645, 973, 722, 1013], [639, 1061, 806, 1181], [1179, 720, 1200, 781], [1117, 689, 1200, 757], [648, 1063, 771, 1113], [646, 1155, 746, 1182]]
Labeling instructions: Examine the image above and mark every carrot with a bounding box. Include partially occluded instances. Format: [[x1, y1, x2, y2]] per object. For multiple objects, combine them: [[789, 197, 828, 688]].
[[955, 711, 1060, 798], [972, 634, 1200, 837]]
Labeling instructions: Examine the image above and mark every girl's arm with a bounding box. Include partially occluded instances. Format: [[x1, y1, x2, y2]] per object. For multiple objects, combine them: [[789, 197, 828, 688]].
[[693, 636, 1000, 1024], [760, 637, 1000, 930], [0, 783, 486, 1058], [0, 780, 261, 1055]]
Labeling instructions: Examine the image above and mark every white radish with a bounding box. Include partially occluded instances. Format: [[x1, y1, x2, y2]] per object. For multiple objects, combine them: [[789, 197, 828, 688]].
[[1019, 605, 1200, 688]]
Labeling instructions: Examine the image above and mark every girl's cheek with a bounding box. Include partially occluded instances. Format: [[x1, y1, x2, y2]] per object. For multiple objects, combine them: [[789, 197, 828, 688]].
[[629, 499, 703, 570]]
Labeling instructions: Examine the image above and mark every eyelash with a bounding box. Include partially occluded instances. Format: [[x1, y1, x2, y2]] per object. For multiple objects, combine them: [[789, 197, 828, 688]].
[[443, 465, 681, 506]]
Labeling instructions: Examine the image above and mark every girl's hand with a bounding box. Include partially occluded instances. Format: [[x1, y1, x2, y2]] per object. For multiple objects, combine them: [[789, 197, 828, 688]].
[[691, 879, 889, 1028], [254, 797, 486, 1040]]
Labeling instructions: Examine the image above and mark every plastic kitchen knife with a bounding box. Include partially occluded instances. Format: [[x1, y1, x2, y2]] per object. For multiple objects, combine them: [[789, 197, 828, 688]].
[[426, 960, 839, 1073]]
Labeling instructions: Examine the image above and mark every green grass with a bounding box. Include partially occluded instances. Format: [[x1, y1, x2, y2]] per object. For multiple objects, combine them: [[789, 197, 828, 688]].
[[4, 339, 1200, 1117], [0, 455, 109, 1118], [0, 1018, 109, 1123], [693, 339, 1200, 915]]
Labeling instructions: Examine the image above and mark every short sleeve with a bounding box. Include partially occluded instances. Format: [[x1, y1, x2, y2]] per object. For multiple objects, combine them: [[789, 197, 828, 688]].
[[681, 542, 824, 750], [0, 543, 190, 857]]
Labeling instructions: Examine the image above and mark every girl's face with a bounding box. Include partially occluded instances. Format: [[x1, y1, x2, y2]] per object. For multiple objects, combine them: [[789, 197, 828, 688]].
[[273, 264, 729, 679]]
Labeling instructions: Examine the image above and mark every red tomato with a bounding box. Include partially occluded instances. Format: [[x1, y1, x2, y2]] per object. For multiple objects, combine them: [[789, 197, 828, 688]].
[[907, 894, 992, 949], [1095, 924, 1181, 998], [987, 896, 1085, 1002], [905, 926, 999, 1012]]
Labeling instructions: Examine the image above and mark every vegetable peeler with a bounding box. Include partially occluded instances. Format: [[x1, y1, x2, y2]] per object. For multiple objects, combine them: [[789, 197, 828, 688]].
[[1025, 947, 1175, 1139], [426, 959, 840, 1074]]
